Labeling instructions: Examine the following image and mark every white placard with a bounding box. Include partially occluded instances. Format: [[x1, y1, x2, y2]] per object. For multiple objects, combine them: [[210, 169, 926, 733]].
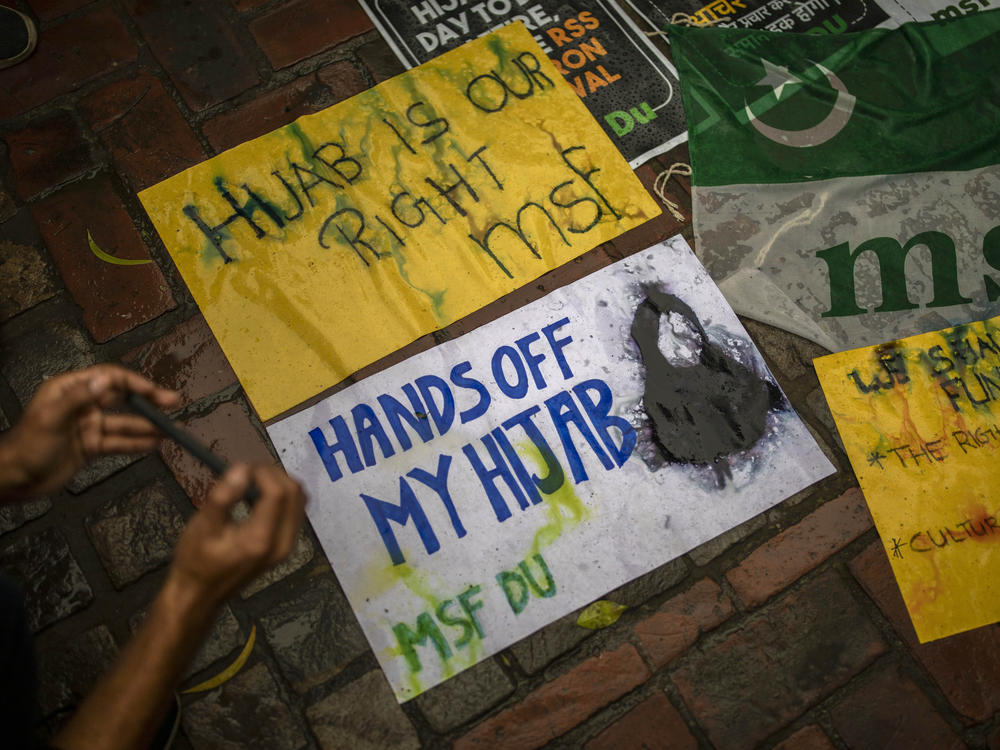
[[268, 235, 834, 701]]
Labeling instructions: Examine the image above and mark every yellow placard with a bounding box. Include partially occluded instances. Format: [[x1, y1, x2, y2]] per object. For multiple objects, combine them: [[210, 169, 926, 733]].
[[815, 316, 1000, 642], [138, 23, 659, 421]]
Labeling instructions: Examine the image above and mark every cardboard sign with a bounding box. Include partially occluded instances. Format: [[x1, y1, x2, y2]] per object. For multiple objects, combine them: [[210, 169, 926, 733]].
[[139, 24, 659, 421], [358, 0, 688, 167], [267, 236, 834, 701], [815, 317, 1000, 642]]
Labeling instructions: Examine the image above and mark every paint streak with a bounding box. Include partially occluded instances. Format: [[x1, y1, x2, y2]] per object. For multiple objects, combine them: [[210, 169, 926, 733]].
[[630, 287, 778, 487], [518, 442, 590, 557]]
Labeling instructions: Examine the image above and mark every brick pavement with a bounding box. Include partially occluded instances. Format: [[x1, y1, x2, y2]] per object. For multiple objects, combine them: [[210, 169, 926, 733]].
[[2, 1, 1000, 748]]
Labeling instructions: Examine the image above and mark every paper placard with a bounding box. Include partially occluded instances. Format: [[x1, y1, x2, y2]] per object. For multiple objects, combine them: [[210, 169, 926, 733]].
[[139, 24, 659, 421], [816, 316, 1000, 642], [268, 236, 833, 700]]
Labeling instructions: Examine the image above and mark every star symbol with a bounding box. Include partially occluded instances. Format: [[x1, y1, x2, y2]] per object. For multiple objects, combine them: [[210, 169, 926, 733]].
[[756, 59, 804, 101], [866, 450, 886, 469]]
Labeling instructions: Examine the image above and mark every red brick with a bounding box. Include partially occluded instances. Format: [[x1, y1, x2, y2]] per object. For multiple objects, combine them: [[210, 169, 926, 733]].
[[80, 75, 206, 190], [634, 578, 733, 668], [608, 162, 688, 258], [125, 1, 259, 111], [726, 488, 871, 607], [0, 7, 137, 118], [584, 692, 697, 750], [123, 315, 237, 407], [774, 725, 835, 750], [849, 541, 1000, 722], [202, 61, 365, 151], [671, 571, 885, 750], [356, 39, 405, 84], [315, 60, 367, 102], [454, 644, 650, 750], [26, 0, 91, 21], [249, 0, 372, 70], [30, 175, 175, 342], [830, 664, 964, 749], [5, 112, 92, 200], [160, 401, 274, 507]]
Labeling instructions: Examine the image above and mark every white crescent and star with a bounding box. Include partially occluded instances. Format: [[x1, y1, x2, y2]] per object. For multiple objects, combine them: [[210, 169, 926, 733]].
[[743, 59, 856, 148]]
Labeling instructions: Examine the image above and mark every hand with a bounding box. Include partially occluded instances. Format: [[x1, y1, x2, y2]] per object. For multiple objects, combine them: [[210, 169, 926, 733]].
[[0, 365, 180, 500], [165, 464, 307, 610]]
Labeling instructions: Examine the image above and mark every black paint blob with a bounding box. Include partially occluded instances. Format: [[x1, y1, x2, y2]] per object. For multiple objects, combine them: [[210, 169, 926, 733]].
[[630, 288, 781, 487]]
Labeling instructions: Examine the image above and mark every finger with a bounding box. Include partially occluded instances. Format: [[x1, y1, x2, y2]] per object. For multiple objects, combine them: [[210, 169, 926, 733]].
[[86, 364, 181, 411], [202, 464, 251, 526], [97, 434, 162, 455], [262, 469, 306, 564], [101, 414, 163, 438], [37, 372, 104, 425], [243, 465, 287, 553]]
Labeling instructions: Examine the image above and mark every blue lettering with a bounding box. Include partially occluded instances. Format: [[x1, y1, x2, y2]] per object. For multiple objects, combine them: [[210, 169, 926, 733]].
[[415, 375, 455, 434], [501, 405, 565, 494], [462, 433, 528, 522], [491, 345, 529, 398], [541, 317, 574, 380], [377, 386, 433, 450], [545, 390, 612, 482], [352, 403, 395, 467], [309, 416, 362, 482], [573, 379, 635, 467], [449, 361, 491, 423], [362, 477, 440, 566], [407, 455, 466, 539], [515, 331, 548, 389]]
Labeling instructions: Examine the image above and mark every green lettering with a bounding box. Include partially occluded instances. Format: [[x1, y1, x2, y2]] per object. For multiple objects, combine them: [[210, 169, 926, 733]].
[[497, 570, 529, 614], [518, 553, 557, 598], [817, 231, 972, 317], [392, 612, 451, 673], [457, 585, 486, 641]]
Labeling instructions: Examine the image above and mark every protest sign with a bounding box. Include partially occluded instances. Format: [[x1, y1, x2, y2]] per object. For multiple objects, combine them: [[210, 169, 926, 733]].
[[138, 24, 659, 421], [626, 0, 889, 34], [357, 0, 687, 167], [670, 12, 1000, 355], [815, 316, 1000, 642], [267, 235, 834, 701]]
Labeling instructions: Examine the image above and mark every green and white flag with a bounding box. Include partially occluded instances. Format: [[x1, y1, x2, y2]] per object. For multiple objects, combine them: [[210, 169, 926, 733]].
[[671, 12, 1000, 352]]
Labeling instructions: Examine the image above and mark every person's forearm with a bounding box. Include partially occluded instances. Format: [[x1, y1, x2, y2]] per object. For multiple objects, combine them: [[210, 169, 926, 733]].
[[51, 576, 219, 750]]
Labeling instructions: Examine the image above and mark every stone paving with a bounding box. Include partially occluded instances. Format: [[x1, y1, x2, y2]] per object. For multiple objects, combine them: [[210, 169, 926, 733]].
[[2, 1, 1000, 748]]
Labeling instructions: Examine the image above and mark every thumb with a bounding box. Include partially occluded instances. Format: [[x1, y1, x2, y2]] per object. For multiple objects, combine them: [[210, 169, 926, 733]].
[[202, 464, 251, 524]]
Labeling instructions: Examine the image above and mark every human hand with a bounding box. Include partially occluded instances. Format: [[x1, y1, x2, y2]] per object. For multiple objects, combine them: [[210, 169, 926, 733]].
[[165, 464, 307, 611], [0, 364, 180, 500]]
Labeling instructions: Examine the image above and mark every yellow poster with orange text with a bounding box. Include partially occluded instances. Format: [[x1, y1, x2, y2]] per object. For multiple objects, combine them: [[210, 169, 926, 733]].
[[815, 316, 1000, 642], [139, 23, 659, 421]]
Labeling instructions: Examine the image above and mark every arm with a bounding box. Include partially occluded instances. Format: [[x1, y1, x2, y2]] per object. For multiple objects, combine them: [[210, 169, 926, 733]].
[[0, 364, 180, 503], [51, 464, 306, 750]]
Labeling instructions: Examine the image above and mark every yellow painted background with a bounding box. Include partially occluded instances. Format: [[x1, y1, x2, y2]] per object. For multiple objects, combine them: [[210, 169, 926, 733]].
[[815, 317, 1000, 642], [138, 24, 659, 421]]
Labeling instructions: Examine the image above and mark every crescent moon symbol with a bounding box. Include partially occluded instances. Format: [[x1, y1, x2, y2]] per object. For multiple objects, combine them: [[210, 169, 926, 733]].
[[744, 62, 856, 148]]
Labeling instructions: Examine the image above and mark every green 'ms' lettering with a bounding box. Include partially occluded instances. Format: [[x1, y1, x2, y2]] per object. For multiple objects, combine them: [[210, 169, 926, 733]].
[[817, 231, 972, 317]]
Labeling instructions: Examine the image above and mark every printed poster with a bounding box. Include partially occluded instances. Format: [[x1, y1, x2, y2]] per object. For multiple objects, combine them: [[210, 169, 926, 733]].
[[139, 24, 660, 421], [268, 236, 834, 701], [815, 317, 1000, 643], [358, 0, 688, 167], [624, 0, 890, 34]]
